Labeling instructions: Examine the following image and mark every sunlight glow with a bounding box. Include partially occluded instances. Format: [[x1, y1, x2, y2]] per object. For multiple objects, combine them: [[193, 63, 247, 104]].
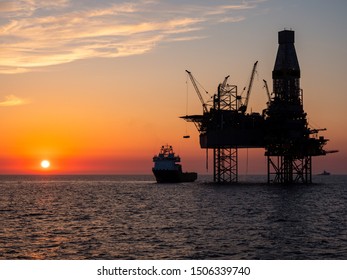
[[41, 160, 50, 169]]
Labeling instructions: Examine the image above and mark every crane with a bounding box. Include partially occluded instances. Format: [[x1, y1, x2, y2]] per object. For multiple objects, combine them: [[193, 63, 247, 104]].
[[220, 75, 230, 89], [213, 75, 230, 110], [186, 70, 209, 114], [239, 61, 258, 114], [263, 79, 271, 102]]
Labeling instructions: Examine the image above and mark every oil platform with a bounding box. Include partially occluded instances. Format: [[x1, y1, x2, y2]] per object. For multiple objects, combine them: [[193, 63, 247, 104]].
[[182, 30, 332, 184]]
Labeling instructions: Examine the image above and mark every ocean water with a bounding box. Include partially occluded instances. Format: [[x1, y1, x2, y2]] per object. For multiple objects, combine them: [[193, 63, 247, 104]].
[[0, 174, 346, 260]]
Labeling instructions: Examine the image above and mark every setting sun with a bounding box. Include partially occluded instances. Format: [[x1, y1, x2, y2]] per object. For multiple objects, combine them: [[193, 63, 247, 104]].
[[41, 160, 50, 169]]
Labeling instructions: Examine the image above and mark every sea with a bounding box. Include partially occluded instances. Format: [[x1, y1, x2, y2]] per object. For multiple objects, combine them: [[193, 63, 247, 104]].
[[0, 174, 346, 260]]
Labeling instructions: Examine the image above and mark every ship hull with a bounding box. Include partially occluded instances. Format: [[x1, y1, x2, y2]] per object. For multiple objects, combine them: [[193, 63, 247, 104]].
[[152, 169, 197, 183]]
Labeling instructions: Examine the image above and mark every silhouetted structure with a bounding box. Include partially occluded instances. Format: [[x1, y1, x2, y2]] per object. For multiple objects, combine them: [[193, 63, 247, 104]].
[[264, 30, 327, 183], [182, 30, 331, 184]]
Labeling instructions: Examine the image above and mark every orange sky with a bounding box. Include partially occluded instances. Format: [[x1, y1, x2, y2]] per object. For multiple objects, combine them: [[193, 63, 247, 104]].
[[0, 0, 346, 174]]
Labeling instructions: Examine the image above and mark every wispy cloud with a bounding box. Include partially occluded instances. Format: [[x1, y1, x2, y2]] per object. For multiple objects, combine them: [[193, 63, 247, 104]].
[[206, 2, 256, 16], [0, 0, 68, 17], [218, 16, 246, 23], [0, 0, 266, 74], [0, 95, 30, 106]]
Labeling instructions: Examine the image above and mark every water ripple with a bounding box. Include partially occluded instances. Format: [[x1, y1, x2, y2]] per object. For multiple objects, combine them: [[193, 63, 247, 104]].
[[0, 175, 346, 259]]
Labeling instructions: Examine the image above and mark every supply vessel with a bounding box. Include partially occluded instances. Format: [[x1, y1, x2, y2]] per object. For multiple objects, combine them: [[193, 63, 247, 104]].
[[152, 145, 197, 183]]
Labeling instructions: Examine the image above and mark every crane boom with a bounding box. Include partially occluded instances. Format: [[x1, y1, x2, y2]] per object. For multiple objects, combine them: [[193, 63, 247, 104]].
[[221, 75, 230, 89], [240, 61, 258, 113], [263, 79, 271, 102], [245, 61, 258, 109], [186, 70, 208, 113]]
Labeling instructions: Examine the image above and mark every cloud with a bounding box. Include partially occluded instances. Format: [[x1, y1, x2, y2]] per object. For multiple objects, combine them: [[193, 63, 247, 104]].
[[0, 0, 69, 17], [0, 0, 265, 74], [0, 95, 30, 106], [218, 16, 246, 23], [206, 3, 256, 16], [0, 1, 15, 12]]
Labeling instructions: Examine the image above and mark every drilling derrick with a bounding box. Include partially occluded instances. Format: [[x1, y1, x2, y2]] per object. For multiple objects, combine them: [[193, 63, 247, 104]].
[[264, 30, 327, 184], [181, 30, 331, 184], [182, 67, 264, 183]]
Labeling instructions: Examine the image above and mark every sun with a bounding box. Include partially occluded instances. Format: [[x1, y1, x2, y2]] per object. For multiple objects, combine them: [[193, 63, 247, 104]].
[[41, 160, 50, 169]]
